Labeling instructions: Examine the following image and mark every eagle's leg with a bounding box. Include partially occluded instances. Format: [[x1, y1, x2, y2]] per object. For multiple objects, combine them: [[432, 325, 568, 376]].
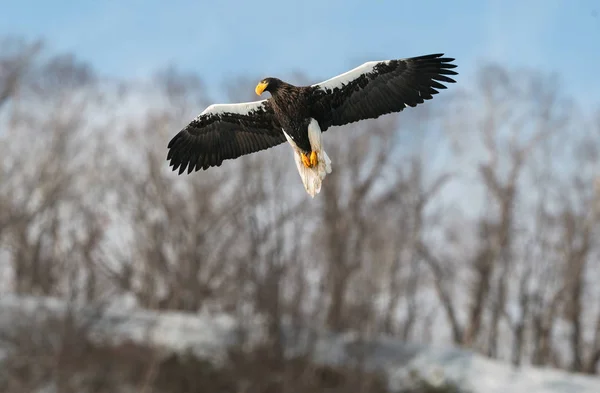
[[301, 152, 318, 168], [309, 151, 318, 167], [301, 152, 312, 168]]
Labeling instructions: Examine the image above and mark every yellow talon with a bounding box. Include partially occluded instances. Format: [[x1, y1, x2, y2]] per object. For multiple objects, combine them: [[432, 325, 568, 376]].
[[309, 151, 318, 167], [301, 153, 311, 168], [301, 152, 318, 168]]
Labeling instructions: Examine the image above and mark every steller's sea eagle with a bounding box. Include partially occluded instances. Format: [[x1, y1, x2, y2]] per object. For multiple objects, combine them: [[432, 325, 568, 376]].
[[166, 53, 458, 197]]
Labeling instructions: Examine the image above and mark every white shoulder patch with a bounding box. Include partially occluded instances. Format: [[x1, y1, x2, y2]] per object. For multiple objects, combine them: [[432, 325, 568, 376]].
[[198, 99, 269, 118], [312, 60, 391, 92]]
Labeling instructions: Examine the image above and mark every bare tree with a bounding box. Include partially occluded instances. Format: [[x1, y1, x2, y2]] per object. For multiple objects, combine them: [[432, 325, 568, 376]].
[[0, 38, 110, 301]]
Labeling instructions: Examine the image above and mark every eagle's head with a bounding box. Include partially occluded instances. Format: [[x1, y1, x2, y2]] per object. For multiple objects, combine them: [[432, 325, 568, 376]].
[[255, 77, 283, 96]]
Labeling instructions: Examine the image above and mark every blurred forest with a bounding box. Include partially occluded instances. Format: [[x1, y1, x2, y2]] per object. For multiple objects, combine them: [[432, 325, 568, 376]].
[[1, 36, 600, 392]]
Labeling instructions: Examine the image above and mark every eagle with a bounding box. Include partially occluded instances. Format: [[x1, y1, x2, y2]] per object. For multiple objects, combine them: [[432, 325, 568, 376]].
[[166, 53, 457, 197]]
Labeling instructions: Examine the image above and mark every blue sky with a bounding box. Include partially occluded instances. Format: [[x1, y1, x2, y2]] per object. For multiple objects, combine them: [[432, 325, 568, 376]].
[[1, 0, 598, 104]]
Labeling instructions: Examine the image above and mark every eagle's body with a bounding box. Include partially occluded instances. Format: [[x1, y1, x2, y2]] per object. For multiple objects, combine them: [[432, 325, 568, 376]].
[[167, 53, 458, 197], [266, 80, 314, 151]]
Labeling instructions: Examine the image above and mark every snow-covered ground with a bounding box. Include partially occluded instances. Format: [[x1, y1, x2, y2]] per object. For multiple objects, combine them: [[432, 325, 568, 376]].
[[0, 294, 599, 393]]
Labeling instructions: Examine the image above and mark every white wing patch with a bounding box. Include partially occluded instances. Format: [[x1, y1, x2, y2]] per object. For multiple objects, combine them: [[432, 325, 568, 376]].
[[312, 60, 391, 92], [197, 100, 269, 118]]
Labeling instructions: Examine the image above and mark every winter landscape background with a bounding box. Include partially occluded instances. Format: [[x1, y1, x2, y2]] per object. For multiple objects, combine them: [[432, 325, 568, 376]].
[[1, 1, 600, 392]]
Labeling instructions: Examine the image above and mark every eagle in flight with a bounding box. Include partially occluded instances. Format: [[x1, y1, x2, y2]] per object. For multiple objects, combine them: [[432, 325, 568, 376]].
[[167, 53, 457, 197]]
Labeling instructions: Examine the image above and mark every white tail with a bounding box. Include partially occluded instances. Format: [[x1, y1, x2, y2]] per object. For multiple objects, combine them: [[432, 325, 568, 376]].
[[283, 119, 332, 197]]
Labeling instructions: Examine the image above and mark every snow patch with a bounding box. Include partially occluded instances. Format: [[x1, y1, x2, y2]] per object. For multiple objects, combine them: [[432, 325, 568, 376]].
[[0, 295, 599, 393]]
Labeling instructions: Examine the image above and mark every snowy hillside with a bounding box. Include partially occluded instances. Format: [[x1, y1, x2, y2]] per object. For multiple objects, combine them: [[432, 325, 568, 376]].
[[0, 295, 598, 393]]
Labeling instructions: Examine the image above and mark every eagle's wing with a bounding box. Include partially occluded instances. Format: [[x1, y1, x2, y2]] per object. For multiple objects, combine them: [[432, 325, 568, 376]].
[[308, 53, 457, 131], [167, 99, 286, 174]]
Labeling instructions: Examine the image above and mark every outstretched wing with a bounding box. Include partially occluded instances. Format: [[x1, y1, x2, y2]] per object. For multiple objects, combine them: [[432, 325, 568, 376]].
[[308, 53, 457, 131], [167, 99, 285, 174]]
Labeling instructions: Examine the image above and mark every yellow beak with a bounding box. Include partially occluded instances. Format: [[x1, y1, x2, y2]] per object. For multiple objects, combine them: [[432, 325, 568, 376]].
[[255, 81, 268, 96]]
